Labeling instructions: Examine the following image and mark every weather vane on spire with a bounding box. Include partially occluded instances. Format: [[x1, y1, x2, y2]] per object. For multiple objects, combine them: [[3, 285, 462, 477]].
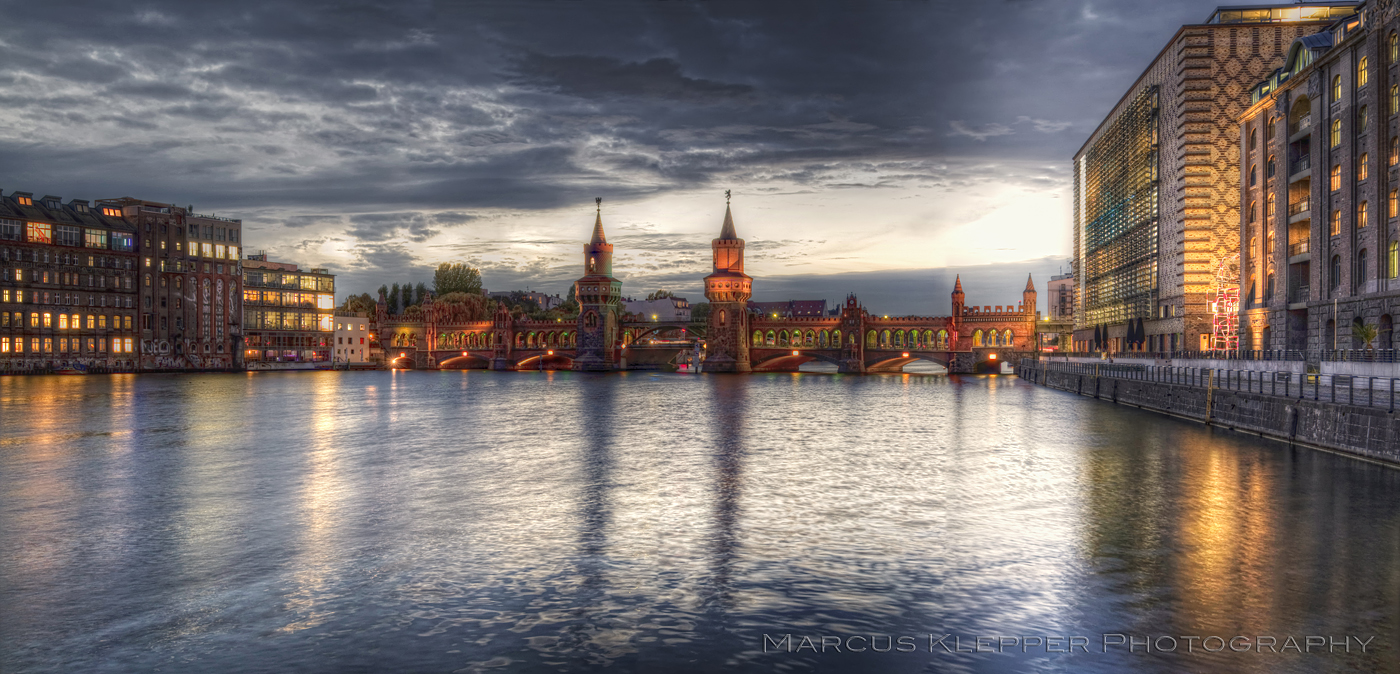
[[725, 189, 731, 204], [595, 197, 602, 211]]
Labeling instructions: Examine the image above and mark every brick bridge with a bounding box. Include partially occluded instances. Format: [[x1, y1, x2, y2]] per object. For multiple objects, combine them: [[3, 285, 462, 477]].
[[377, 201, 1038, 374]]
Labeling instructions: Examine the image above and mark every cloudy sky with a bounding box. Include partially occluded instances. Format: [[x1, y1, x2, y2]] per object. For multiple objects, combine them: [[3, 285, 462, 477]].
[[0, 0, 1232, 314]]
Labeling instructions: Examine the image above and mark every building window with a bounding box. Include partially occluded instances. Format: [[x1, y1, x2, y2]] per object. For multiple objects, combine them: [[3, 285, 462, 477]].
[[1359, 248, 1370, 284], [1393, 137, 1399, 166], [1359, 153, 1369, 180], [1358, 56, 1369, 88], [1268, 233, 1276, 254], [1249, 129, 1257, 152], [1331, 209, 1341, 236], [1266, 154, 1276, 178], [1390, 242, 1399, 279], [1391, 190, 1398, 219], [27, 222, 52, 244], [1330, 164, 1341, 191], [1266, 117, 1276, 140], [1358, 201, 1369, 228], [1250, 164, 1257, 186], [1333, 74, 1342, 101], [1331, 255, 1342, 288], [1392, 85, 1399, 115], [1359, 106, 1369, 134], [1331, 119, 1341, 147], [1266, 194, 1276, 218], [1248, 200, 1257, 223]]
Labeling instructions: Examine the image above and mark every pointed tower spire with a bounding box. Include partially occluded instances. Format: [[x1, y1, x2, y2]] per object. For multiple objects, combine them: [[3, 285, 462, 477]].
[[590, 197, 606, 244], [719, 190, 737, 240], [1024, 273, 1036, 292], [953, 275, 964, 294]]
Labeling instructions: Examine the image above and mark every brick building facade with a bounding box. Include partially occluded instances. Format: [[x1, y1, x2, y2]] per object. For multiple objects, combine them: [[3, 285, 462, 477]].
[[1073, 3, 1355, 352], [0, 191, 139, 373], [95, 198, 244, 370], [1240, 1, 1400, 350]]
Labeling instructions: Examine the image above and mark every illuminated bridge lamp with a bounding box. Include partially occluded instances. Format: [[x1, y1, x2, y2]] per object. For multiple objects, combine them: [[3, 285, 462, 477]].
[[792, 350, 799, 356], [989, 353, 997, 360], [902, 352, 909, 358], [462, 351, 468, 356], [547, 350, 554, 356]]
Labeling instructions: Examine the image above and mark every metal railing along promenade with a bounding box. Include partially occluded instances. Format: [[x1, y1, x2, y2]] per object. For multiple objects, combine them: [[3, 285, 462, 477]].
[[1042, 349, 1400, 363], [1025, 358, 1400, 411]]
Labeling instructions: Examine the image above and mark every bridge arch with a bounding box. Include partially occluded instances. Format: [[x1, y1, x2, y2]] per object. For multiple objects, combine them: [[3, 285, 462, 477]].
[[516, 353, 574, 370], [866, 352, 952, 373], [390, 355, 415, 369], [752, 350, 845, 372], [627, 324, 692, 344], [438, 354, 490, 369]]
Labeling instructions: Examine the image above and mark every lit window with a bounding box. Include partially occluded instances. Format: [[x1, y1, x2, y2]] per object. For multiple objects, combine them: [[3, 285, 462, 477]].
[[58, 314, 68, 330], [1266, 194, 1276, 218], [42, 312, 51, 328], [1331, 119, 1342, 147], [1330, 164, 1341, 191], [17, 196, 31, 206], [1359, 153, 1369, 180], [1391, 242, 1399, 279], [1358, 201, 1369, 228], [1392, 190, 1398, 219], [1392, 32, 1399, 64], [1358, 56, 1369, 88], [86, 314, 94, 329], [1393, 137, 1399, 166], [1333, 74, 1342, 101], [26, 222, 52, 244], [43, 338, 52, 353], [1248, 201, 1257, 223], [1331, 209, 1341, 236]]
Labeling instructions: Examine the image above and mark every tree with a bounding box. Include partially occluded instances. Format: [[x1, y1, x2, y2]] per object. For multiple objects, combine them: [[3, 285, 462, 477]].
[[414, 282, 427, 306], [566, 283, 576, 304], [401, 283, 414, 310], [689, 302, 710, 327], [647, 289, 676, 301], [433, 263, 483, 296], [1353, 321, 1379, 349], [387, 283, 401, 314], [339, 293, 376, 316], [436, 292, 495, 321]]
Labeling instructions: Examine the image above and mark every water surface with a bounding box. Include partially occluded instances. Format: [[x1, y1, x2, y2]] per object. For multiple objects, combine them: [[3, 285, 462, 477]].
[[1, 371, 1396, 673]]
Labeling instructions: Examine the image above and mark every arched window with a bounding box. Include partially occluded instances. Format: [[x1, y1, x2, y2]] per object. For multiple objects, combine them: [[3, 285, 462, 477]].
[[1331, 255, 1342, 288], [1391, 136, 1399, 166], [1266, 154, 1276, 178], [1358, 106, 1369, 134], [1267, 232, 1276, 254], [973, 330, 984, 347], [1330, 164, 1341, 191], [1392, 32, 1399, 63], [865, 330, 877, 348], [1249, 164, 1257, 186], [1249, 237, 1257, 256], [1391, 242, 1400, 279], [752, 330, 762, 346], [1248, 200, 1257, 223], [766, 330, 776, 345], [1331, 119, 1342, 148], [880, 330, 890, 347], [718, 309, 726, 326], [937, 330, 948, 348], [833, 329, 841, 346], [1358, 248, 1369, 284], [1266, 116, 1277, 140], [1266, 270, 1275, 300], [1391, 85, 1398, 115], [893, 330, 903, 347], [1333, 74, 1343, 101], [1358, 201, 1369, 228], [1249, 129, 1257, 151], [1391, 190, 1398, 219], [1266, 194, 1276, 218], [1359, 153, 1369, 181], [819, 330, 829, 348], [1330, 209, 1341, 235], [805, 330, 814, 347], [925, 330, 935, 347], [584, 311, 597, 328], [778, 330, 789, 346], [515, 333, 524, 348], [1358, 56, 1369, 88], [1004, 330, 1014, 346]]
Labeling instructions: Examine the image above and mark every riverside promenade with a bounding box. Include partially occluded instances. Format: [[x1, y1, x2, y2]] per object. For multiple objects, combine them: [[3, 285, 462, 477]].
[[1019, 357, 1400, 466]]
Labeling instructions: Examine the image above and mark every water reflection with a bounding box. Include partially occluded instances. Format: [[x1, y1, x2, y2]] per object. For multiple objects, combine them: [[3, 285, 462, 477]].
[[0, 371, 1397, 674]]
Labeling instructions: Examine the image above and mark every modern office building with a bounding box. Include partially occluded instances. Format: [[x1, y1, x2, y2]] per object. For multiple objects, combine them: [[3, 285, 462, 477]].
[[0, 190, 139, 372], [333, 312, 370, 363], [1240, 3, 1400, 350], [95, 198, 244, 370], [1046, 272, 1075, 321], [1073, 3, 1358, 352], [242, 254, 335, 366]]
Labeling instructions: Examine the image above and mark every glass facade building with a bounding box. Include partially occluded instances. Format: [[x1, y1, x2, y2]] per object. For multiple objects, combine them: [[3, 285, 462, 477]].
[[242, 254, 335, 364]]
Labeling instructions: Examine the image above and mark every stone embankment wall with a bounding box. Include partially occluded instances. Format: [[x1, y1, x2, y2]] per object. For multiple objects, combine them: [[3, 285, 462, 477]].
[[1019, 364, 1400, 466]]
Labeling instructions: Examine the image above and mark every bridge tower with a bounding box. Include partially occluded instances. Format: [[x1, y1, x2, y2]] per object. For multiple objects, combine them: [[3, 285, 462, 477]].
[[572, 199, 622, 371], [838, 294, 865, 373], [1022, 274, 1036, 317], [490, 299, 513, 370], [703, 195, 752, 372]]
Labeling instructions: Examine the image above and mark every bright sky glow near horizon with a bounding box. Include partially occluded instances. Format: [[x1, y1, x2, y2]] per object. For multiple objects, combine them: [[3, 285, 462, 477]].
[[0, 0, 1234, 314]]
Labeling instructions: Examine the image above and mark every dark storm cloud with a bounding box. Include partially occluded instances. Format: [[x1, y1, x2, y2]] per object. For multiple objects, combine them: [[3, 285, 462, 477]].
[[0, 0, 1227, 310]]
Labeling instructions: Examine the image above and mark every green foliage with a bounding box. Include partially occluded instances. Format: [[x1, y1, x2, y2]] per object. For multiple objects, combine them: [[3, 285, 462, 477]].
[[414, 282, 427, 306], [689, 301, 710, 326], [339, 293, 376, 316], [387, 283, 401, 314], [401, 283, 414, 311], [433, 263, 484, 296], [435, 292, 496, 321], [646, 289, 675, 301], [566, 283, 576, 304], [1353, 321, 1379, 348]]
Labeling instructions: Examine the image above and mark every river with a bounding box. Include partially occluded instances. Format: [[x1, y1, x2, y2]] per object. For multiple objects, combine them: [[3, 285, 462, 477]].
[[1, 370, 1396, 673]]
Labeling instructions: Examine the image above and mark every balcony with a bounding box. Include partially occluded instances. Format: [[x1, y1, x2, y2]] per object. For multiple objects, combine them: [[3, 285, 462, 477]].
[[1288, 240, 1310, 257], [1289, 284, 1310, 304], [1287, 198, 1309, 218], [1290, 114, 1311, 137], [1288, 156, 1311, 177]]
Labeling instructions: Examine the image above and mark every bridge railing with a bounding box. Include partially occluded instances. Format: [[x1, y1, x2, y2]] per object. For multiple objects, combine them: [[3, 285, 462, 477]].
[[1021, 358, 1400, 411], [1041, 349, 1399, 363]]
